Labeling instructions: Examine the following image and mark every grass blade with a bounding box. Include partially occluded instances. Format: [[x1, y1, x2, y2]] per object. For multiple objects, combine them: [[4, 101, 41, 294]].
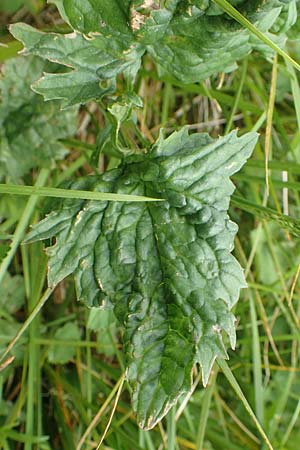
[[76, 373, 125, 450], [212, 0, 300, 71], [217, 359, 274, 450], [264, 53, 278, 197], [95, 373, 125, 449], [0, 287, 54, 364], [0, 184, 163, 202], [196, 368, 218, 450], [249, 293, 264, 425], [167, 407, 177, 450]]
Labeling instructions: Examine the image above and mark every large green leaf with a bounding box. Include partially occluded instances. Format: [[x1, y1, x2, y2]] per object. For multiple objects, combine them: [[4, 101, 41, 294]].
[[0, 56, 77, 179], [25, 128, 258, 428], [10, 0, 297, 106]]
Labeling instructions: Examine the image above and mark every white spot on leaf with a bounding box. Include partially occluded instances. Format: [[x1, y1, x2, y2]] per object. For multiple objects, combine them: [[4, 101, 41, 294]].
[[212, 324, 222, 333], [65, 32, 78, 39], [130, 0, 160, 31]]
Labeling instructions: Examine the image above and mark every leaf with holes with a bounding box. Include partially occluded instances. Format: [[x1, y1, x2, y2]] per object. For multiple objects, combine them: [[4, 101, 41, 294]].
[[25, 128, 258, 429]]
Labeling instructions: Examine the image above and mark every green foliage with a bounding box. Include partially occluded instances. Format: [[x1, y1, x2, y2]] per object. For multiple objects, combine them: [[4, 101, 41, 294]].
[[0, 56, 78, 180], [1, 0, 300, 446], [10, 0, 298, 106], [0, 0, 24, 14], [25, 128, 257, 428], [0, 0, 45, 14]]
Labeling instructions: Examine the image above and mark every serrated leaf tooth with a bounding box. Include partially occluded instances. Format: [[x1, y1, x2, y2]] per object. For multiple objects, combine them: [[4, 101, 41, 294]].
[[143, 399, 176, 430], [138, 384, 189, 430], [198, 337, 229, 387], [201, 356, 218, 387]]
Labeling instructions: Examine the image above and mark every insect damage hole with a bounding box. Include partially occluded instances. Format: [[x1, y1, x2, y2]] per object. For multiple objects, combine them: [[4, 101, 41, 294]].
[[130, 0, 160, 32]]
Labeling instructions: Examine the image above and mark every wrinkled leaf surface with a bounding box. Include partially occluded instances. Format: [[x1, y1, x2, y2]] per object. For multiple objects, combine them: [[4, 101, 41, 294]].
[[10, 0, 297, 106], [25, 129, 258, 428]]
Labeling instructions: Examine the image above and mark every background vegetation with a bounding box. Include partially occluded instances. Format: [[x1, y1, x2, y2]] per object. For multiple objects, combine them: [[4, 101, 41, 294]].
[[1, 1, 300, 449]]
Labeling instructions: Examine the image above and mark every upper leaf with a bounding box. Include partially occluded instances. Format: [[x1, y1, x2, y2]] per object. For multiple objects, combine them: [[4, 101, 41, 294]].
[[148, 0, 294, 82], [10, 0, 296, 106], [10, 23, 144, 107], [55, 0, 132, 35], [0, 55, 77, 179], [25, 128, 258, 429]]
